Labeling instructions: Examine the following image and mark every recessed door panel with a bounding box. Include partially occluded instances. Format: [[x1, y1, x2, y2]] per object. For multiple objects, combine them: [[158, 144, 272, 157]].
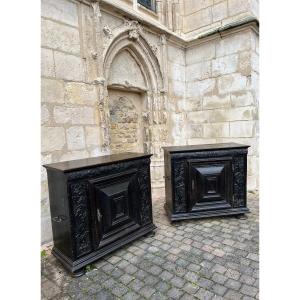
[[88, 169, 141, 249], [188, 157, 233, 212]]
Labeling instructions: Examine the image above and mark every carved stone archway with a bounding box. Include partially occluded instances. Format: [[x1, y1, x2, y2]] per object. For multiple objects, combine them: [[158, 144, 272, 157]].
[[99, 21, 168, 192]]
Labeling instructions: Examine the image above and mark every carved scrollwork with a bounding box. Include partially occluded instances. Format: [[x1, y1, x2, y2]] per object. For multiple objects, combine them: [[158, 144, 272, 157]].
[[103, 25, 113, 39], [232, 155, 246, 208], [173, 160, 187, 212], [69, 181, 92, 258]]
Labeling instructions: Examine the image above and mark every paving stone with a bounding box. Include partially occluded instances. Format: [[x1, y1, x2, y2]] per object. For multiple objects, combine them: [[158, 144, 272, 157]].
[[41, 196, 259, 300]]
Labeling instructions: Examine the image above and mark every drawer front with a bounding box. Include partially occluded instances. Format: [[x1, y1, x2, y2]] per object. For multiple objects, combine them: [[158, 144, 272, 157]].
[[88, 169, 141, 249], [188, 157, 233, 212]]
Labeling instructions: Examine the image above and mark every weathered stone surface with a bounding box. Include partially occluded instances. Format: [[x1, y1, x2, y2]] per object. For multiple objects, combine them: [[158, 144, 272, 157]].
[[185, 98, 202, 112], [216, 32, 251, 57], [54, 51, 85, 81], [186, 42, 216, 65], [248, 156, 259, 176], [186, 61, 211, 81], [208, 107, 256, 122], [41, 104, 50, 125], [218, 73, 247, 94], [212, 1, 227, 22], [228, 0, 249, 16], [66, 126, 86, 150], [186, 78, 216, 98], [169, 63, 185, 82], [53, 106, 95, 125], [203, 122, 230, 138], [108, 50, 146, 89], [85, 126, 101, 147], [184, 7, 212, 32], [42, 127, 66, 152], [238, 51, 252, 76], [187, 124, 203, 138], [41, 48, 55, 77], [60, 150, 89, 161], [203, 94, 230, 110], [65, 83, 97, 105], [230, 121, 256, 137], [231, 91, 254, 107], [212, 54, 239, 76], [41, 78, 64, 103], [187, 111, 210, 124], [171, 80, 185, 98], [41, 0, 79, 27], [184, 0, 213, 15], [168, 45, 185, 66], [41, 19, 80, 55]]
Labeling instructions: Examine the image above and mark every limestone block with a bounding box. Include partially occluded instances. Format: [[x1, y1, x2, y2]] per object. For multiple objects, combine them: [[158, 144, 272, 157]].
[[251, 52, 259, 73], [250, 0, 259, 19], [188, 138, 217, 145], [187, 111, 210, 124], [41, 104, 50, 124], [248, 156, 259, 176], [209, 107, 256, 123], [186, 42, 216, 65], [184, 0, 213, 15], [168, 45, 185, 66], [186, 61, 211, 81], [216, 32, 251, 57], [203, 94, 230, 110], [186, 78, 216, 98], [218, 73, 247, 94], [41, 48, 55, 77], [66, 126, 86, 150], [228, 0, 249, 16], [212, 54, 238, 76], [203, 122, 230, 138], [90, 147, 104, 157], [85, 126, 101, 147], [41, 127, 66, 152], [188, 124, 203, 138], [41, 19, 80, 55], [230, 121, 256, 137], [54, 51, 85, 81], [185, 98, 202, 112], [171, 80, 185, 97], [41, 0, 78, 27], [247, 174, 258, 191], [231, 91, 254, 107], [65, 83, 97, 105], [184, 7, 212, 32], [53, 106, 95, 125], [169, 63, 185, 82], [41, 78, 64, 103], [60, 150, 89, 161], [102, 11, 124, 30], [212, 1, 228, 22], [238, 51, 251, 76]]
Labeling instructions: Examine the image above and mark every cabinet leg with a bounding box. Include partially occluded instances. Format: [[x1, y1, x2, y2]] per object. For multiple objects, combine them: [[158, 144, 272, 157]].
[[71, 268, 85, 278]]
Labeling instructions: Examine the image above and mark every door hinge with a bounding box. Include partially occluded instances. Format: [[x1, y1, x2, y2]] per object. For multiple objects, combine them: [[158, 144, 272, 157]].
[[97, 208, 102, 222]]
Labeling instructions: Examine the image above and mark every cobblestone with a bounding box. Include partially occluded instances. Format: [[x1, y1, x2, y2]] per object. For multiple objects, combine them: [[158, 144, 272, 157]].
[[41, 194, 259, 299]]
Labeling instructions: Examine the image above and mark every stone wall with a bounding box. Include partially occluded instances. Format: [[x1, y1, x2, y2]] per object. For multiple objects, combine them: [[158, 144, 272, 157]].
[[184, 26, 259, 190], [183, 0, 259, 36], [41, 0, 259, 245]]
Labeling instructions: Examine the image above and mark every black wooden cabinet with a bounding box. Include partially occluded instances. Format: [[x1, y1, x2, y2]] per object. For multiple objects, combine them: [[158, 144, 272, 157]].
[[44, 153, 156, 276], [163, 143, 250, 221]]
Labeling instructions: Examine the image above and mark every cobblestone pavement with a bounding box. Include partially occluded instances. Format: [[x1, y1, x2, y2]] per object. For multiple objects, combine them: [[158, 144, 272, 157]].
[[41, 193, 259, 300]]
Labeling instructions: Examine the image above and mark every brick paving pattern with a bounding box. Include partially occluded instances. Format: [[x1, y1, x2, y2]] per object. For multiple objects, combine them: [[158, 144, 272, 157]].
[[41, 193, 259, 299]]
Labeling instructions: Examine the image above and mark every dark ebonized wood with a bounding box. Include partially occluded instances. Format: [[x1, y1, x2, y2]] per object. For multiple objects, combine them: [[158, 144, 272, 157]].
[[163, 143, 250, 221], [44, 153, 156, 276]]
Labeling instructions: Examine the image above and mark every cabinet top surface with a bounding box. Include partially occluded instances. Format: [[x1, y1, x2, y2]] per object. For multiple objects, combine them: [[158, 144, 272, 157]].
[[43, 152, 152, 172], [163, 143, 249, 153]]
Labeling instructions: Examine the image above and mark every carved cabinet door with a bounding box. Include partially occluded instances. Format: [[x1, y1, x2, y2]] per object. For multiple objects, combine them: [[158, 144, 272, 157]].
[[88, 169, 141, 250], [187, 157, 233, 212]]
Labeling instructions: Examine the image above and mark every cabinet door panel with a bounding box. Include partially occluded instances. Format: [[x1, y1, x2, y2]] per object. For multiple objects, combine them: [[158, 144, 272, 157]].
[[88, 169, 141, 249], [188, 157, 233, 212]]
